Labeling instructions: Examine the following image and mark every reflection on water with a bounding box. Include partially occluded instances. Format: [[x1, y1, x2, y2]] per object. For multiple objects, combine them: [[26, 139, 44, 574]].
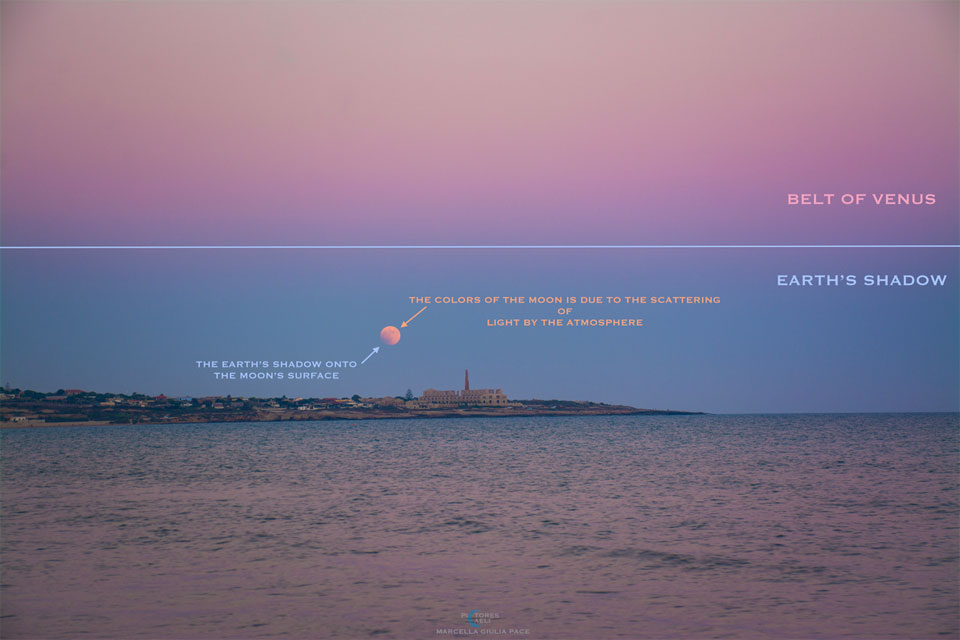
[[2, 414, 957, 639]]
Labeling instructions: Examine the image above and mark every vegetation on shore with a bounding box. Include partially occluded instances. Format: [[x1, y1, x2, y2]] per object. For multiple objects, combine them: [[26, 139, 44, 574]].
[[0, 388, 700, 427]]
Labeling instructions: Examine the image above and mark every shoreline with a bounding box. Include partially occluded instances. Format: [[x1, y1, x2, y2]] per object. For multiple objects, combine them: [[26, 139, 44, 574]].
[[1, 408, 703, 429]]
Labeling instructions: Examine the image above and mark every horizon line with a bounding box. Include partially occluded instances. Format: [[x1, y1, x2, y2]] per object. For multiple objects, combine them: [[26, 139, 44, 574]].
[[2, 244, 959, 250], [3, 387, 957, 416]]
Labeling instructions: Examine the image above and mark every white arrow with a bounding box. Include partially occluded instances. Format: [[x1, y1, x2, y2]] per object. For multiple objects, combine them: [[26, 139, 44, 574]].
[[361, 347, 380, 365]]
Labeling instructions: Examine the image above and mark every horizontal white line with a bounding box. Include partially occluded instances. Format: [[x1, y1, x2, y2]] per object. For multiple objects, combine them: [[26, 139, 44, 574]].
[[0, 245, 958, 250]]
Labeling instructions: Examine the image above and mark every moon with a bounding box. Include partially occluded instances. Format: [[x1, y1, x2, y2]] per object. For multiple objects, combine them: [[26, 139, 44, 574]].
[[379, 325, 401, 346]]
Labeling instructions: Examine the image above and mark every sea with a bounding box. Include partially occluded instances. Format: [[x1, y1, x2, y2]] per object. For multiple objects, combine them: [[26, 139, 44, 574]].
[[1, 414, 957, 639]]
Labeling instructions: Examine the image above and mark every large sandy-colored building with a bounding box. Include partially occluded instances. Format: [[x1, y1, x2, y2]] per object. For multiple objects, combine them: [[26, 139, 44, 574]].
[[419, 370, 508, 407]]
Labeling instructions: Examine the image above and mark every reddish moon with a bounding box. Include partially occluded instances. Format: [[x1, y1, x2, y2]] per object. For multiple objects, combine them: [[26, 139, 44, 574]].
[[380, 326, 401, 346]]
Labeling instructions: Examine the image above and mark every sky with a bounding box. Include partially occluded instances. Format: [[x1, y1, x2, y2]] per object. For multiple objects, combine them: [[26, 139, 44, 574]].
[[1, 1, 958, 413]]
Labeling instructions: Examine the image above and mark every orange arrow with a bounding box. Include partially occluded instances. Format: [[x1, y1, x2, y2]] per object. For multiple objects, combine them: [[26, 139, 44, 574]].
[[401, 305, 428, 328]]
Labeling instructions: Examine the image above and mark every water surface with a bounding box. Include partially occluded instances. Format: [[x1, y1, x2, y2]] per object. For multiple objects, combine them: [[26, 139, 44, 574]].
[[2, 414, 957, 638]]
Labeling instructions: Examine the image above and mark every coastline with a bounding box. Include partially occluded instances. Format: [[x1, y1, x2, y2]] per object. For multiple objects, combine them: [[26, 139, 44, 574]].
[[0, 406, 702, 429]]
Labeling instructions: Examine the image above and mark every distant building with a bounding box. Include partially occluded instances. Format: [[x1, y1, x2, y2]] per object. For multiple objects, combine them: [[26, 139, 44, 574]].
[[363, 397, 404, 408], [420, 370, 508, 407], [419, 389, 460, 407]]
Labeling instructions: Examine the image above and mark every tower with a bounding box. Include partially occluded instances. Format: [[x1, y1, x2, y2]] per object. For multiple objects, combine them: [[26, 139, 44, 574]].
[[464, 369, 470, 391]]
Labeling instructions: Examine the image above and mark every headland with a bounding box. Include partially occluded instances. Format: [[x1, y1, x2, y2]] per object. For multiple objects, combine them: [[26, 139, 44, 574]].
[[1, 388, 700, 428]]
